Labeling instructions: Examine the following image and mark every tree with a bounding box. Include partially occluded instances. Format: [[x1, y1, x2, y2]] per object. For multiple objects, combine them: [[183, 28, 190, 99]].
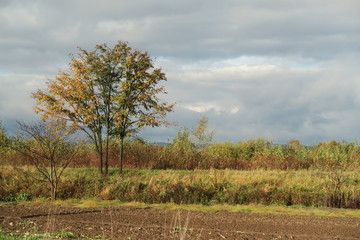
[[286, 139, 301, 151], [10, 120, 79, 200], [172, 127, 194, 153], [33, 41, 174, 175], [191, 116, 214, 150], [0, 120, 8, 151]]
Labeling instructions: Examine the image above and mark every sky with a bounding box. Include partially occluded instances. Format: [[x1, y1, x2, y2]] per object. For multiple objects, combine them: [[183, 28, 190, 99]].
[[0, 0, 360, 144]]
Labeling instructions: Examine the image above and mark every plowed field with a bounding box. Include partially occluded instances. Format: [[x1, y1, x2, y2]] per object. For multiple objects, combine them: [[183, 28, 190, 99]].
[[1, 204, 359, 239]]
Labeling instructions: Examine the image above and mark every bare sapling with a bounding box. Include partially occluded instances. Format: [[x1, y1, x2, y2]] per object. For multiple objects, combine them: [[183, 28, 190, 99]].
[[10, 119, 80, 200]]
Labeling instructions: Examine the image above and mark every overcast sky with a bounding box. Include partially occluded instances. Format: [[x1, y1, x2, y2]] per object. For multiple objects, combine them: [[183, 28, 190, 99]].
[[1, 0, 360, 144]]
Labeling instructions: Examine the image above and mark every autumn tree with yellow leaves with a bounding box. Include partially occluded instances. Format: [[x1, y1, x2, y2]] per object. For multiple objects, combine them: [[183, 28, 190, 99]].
[[33, 41, 174, 175]]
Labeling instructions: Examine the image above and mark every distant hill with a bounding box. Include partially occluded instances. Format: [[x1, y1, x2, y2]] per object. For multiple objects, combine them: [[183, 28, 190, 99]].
[[151, 142, 170, 146]]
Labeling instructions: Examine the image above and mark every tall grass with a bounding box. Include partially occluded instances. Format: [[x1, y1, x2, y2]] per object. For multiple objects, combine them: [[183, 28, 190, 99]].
[[1, 137, 360, 208], [1, 167, 359, 209]]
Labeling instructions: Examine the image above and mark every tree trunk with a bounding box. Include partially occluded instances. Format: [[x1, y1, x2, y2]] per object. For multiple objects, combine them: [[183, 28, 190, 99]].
[[98, 133, 103, 176], [50, 160, 56, 200], [104, 126, 110, 176], [98, 151, 103, 176], [119, 137, 124, 175], [105, 142, 109, 176], [105, 97, 111, 176], [51, 183, 57, 201]]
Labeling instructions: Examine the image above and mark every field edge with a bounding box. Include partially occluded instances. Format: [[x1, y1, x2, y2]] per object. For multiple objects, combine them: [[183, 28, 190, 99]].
[[3, 198, 360, 218]]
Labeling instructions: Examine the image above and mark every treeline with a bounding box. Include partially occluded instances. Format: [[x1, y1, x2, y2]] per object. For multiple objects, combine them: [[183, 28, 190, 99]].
[[122, 138, 360, 171], [2, 135, 359, 171]]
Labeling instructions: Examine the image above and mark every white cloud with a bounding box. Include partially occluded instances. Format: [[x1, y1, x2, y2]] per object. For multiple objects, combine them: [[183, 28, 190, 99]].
[[183, 102, 241, 115]]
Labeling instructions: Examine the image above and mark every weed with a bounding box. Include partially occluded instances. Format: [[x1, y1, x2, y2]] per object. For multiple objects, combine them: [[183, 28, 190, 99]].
[[0, 229, 40, 240], [3, 193, 31, 203], [171, 211, 191, 240], [50, 229, 77, 238]]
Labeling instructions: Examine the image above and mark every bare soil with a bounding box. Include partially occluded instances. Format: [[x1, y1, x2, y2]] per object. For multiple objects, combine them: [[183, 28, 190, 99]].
[[1, 203, 359, 239]]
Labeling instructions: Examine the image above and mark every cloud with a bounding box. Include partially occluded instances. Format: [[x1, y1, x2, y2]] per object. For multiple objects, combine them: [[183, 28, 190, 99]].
[[1, 0, 359, 144], [156, 54, 360, 143], [0, 74, 45, 131], [2, 0, 359, 67]]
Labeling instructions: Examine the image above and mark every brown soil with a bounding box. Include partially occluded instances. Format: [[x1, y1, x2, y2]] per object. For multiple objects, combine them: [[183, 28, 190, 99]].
[[1, 203, 359, 240]]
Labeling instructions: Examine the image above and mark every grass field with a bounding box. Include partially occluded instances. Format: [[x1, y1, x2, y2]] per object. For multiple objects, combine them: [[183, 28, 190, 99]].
[[1, 166, 359, 209]]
